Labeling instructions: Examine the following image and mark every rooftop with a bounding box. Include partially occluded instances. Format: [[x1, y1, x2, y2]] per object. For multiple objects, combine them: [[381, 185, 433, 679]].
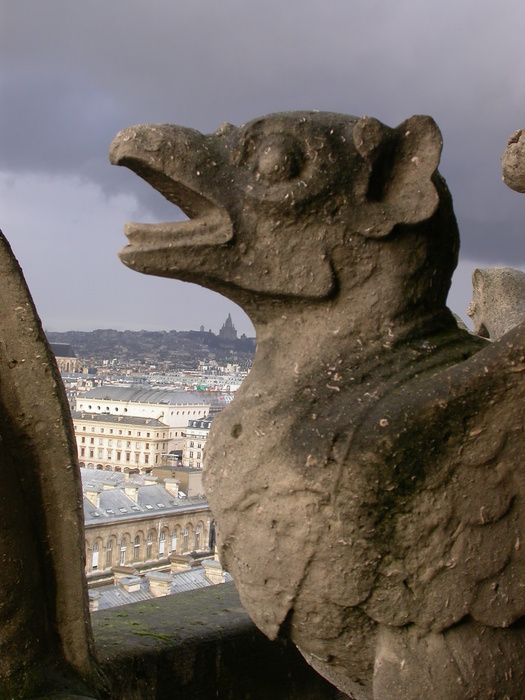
[[90, 564, 232, 610], [186, 416, 213, 429], [79, 385, 210, 405], [81, 468, 208, 525], [71, 411, 168, 428], [50, 342, 77, 358]]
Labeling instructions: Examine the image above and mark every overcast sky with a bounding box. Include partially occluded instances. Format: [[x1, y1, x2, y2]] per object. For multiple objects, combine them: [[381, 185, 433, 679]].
[[1, 1, 524, 336]]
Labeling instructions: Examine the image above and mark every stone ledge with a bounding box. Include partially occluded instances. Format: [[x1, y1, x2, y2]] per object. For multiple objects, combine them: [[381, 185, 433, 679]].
[[92, 581, 345, 699]]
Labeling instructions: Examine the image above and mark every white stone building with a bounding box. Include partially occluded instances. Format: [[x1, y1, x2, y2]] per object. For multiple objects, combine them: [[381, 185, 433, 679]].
[[72, 412, 170, 472], [182, 416, 213, 469], [75, 385, 210, 451]]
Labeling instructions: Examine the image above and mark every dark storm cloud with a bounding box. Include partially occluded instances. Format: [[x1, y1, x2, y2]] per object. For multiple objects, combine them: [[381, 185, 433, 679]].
[[1, 1, 524, 333], [1, 72, 119, 172]]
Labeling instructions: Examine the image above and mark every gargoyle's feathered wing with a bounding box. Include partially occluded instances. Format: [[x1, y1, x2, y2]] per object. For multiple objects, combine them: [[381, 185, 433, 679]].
[[351, 322, 525, 633]]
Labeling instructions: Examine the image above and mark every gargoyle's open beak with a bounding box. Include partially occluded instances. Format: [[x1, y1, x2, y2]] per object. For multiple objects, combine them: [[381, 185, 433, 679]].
[[109, 124, 233, 262]]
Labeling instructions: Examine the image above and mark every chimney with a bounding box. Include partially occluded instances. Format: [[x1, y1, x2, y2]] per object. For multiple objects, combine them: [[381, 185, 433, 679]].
[[169, 553, 191, 572], [112, 566, 139, 586], [119, 575, 141, 593], [102, 481, 117, 490], [202, 557, 227, 585], [164, 478, 179, 498], [85, 488, 101, 507], [146, 571, 172, 597], [88, 590, 101, 613], [124, 484, 139, 503], [143, 475, 158, 486]]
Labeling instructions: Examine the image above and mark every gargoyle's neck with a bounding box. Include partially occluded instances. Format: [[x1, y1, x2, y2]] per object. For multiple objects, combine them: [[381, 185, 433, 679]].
[[249, 299, 466, 382]]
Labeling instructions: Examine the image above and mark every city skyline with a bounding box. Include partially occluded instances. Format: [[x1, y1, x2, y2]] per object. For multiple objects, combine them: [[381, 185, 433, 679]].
[[46, 312, 250, 338]]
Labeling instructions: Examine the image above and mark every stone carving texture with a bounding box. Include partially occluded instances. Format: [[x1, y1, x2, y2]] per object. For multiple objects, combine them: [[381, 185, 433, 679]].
[[467, 267, 525, 340], [0, 231, 97, 698], [502, 128, 525, 193], [111, 112, 525, 699]]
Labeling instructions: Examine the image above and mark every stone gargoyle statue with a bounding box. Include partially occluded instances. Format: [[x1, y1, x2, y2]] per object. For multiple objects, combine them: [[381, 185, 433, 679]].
[[110, 112, 525, 700]]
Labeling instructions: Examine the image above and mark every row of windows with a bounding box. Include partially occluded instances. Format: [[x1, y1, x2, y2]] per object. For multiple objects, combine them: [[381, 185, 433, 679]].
[[79, 438, 165, 451], [80, 463, 150, 472], [79, 450, 157, 464], [77, 405, 206, 418], [75, 425, 167, 440], [88, 524, 205, 570]]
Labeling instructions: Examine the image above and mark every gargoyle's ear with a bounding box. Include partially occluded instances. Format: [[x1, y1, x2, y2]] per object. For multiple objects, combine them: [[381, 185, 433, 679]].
[[352, 115, 442, 238]]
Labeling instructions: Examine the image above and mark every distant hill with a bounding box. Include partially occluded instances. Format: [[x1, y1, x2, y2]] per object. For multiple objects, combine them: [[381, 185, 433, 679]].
[[46, 329, 255, 368]]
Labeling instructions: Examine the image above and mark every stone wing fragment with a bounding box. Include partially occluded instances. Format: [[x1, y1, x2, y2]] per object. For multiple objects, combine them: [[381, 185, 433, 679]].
[[354, 321, 525, 633]]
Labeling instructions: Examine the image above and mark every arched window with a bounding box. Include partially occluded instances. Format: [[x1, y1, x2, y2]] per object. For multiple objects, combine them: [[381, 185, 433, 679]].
[[120, 537, 127, 565], [183, 527, 189, 552], [208, 520, 216, 550], [159, 531, 166, 556], [106, 538, 114, 567], [194, 525, 200, 551], [171, 530, 178, 554], [133, 535, 140, 561], [146, 533, 153, 560], [92, 541, 99, 571]]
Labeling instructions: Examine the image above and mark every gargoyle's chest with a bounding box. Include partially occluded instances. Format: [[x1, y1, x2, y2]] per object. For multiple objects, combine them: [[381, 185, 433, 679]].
[[202, 366, 383, 515], [201, 344, 459, 523]]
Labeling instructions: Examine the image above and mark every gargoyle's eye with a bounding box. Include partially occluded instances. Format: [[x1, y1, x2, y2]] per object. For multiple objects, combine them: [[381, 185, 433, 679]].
[[254, 135, 304, 183]]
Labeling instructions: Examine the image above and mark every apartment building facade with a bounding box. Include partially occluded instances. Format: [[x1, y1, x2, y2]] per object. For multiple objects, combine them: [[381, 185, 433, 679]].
[[81, 469, 212, 578], [182, 416, 213, 469], [75, 385, 210, 451], [73, 411, 170, 472]]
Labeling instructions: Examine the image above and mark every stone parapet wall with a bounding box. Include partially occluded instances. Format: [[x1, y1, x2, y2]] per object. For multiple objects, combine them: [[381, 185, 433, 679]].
[[92, 582, 345, 699]]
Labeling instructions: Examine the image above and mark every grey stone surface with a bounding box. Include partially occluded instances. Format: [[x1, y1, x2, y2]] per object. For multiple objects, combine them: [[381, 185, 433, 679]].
[[467, 266, 525, 339], [0, 231, 98, 698], [502, 127, 525, 193], [111, 112, 525, 699]]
